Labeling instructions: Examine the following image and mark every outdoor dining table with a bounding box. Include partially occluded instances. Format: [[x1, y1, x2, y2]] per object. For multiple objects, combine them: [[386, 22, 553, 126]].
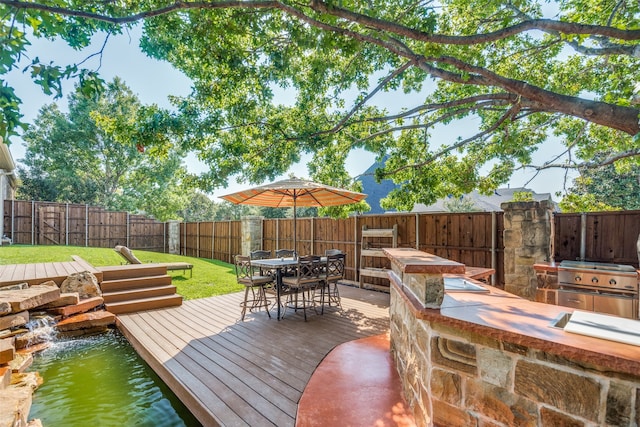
[[251, 257, 299, 320], [251, 256, 328, 320]]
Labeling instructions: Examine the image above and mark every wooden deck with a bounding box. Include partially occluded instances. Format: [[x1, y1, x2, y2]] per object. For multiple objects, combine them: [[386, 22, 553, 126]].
[[0, 256, 103, 286], [117, 285, 391, 427]]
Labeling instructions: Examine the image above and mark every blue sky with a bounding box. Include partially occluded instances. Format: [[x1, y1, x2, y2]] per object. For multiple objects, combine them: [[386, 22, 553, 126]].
[[7, 26, 574, 202]]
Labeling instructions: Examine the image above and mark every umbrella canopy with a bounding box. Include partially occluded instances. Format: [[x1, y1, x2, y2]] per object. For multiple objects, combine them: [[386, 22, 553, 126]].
[[220, 178, 367, 254]]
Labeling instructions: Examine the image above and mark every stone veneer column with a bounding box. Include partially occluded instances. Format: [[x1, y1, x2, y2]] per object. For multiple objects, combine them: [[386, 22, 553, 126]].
[[501, 200, 554, 300], [167, 220, 181, 255], [241, 216, 263, 256]]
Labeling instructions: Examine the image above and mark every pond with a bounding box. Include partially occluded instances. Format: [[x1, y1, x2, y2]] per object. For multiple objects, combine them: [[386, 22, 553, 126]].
[[28, 329, 202, 427]]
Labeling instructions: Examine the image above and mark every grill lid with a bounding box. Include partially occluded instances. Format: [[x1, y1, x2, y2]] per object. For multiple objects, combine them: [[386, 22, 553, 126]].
[[558, 260, 637, 273]]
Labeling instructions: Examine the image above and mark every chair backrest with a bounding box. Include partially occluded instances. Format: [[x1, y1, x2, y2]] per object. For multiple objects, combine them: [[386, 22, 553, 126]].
[[275, 249, 295, 258], [114, 245, 142, 264], [324, 249, 343, 256], [235, 255, 253, 281], [296, 255, 322, 282], [250, 250, 272, 260], [326, 253, 345, 279]]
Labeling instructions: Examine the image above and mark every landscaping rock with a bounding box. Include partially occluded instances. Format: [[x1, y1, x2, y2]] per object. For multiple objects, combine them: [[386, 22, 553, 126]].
[[0, 301, 11, 316], [0, 372, 42, 427], [0, 366, 10, 389], [55, 310, 115, 332], [0, 282, 28, 291], [0, 311, 28, 331], [14, 330, 52, 351], [60, 271, 101, 299], [0, 338, 15, 365], [49, 296, 103, 317], [0, 285, 60, 312], [8, 353, 33, 373], [0, 386, 32, 427], [40, 292, 80, 309]]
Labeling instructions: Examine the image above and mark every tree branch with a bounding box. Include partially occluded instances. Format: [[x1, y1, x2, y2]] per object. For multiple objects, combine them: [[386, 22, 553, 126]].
[[310, 0, 640, 43], [315, 61, 413, 136], [381, 105, 520, 176]]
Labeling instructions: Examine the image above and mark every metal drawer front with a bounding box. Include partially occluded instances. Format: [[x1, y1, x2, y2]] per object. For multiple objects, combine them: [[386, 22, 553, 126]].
[[558, 290, 593, 311], [593, 294, 638, 319]]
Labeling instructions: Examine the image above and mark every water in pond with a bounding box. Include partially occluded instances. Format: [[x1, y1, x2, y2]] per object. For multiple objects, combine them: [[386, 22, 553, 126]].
[[28, 329, 201, 427]]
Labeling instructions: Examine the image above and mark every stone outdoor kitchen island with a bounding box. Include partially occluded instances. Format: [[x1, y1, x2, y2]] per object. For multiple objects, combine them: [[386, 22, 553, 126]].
[[384, 247, 640, 427]]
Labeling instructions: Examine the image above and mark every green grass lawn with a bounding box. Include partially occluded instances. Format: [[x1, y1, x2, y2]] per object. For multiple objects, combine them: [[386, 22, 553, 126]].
[[0, 245, 243, 300]]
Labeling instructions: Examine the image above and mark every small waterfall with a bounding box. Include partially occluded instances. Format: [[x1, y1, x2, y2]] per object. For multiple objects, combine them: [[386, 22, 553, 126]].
[[23, 313, 58, 348]]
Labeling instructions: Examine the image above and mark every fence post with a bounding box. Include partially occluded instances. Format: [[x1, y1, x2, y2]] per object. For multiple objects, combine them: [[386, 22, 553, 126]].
[[31, 201, 35, 245], [354, 215, 359, 283], [491, 211, 497, 286], [415, 212, 419, 250], [126, 212, 130, 248], [228, 220, 232, 263], [65, 203, 69, 246], [197, 222, 200, 258], [579, 212, 587, 261], [211, 221, 215, 260], [310, 217, 314, 255], [85, 204, 89, 247], [276, 218, 279, 250], [11, 199, 14, 242], [167, 220, 181, 254]]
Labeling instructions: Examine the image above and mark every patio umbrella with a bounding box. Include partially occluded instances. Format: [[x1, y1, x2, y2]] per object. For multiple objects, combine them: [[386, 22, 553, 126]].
[[220, 178, 367, 254]]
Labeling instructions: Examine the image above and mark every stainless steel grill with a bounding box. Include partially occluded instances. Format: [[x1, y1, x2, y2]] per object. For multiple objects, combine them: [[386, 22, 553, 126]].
[[557, 260, 638, 319]]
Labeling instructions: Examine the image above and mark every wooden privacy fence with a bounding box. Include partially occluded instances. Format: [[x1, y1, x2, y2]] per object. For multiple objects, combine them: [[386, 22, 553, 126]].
[[554, 210, 640, 266], [2, 200, 167, 251], [5, 198, 639, 289], [181, 212, 506, 288]]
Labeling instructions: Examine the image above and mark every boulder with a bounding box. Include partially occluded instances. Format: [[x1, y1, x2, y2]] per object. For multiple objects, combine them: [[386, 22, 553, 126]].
[[60, 271, 101, 300]]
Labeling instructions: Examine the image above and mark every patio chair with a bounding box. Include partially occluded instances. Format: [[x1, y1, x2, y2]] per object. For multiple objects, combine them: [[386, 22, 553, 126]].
[[324, 249, 343, 256], [275, 249, 295, 258], [275, 249, 296, 276], [234, 255, 273, 321], [250, 249, 273, 276], [323, 253, 345, 309], [282, 255, 323, 321], [114, 245, 193, 277], [250, 250, 272, 260]]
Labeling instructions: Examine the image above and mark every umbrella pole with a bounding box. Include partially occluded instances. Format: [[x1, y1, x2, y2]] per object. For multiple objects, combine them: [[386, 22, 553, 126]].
[[293, 196, 297, 257]]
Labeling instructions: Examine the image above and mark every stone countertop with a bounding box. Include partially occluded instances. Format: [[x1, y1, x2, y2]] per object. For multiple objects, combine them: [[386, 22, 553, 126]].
[[390, 274, 640, 377], [382, 247, 466, 274], [533, 261, 559, 272]]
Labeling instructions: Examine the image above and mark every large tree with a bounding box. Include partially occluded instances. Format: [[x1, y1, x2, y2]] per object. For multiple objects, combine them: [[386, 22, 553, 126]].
[[559, 154, 640, 212], [2, 0, 640, 210], [19, 77, 192, 220]]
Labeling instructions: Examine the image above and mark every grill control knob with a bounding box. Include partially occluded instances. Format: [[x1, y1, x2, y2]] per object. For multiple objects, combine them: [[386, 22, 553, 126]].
[[591, 277, 599, 284], [574, 276, 582, 282], [609, 279, 617, 286]]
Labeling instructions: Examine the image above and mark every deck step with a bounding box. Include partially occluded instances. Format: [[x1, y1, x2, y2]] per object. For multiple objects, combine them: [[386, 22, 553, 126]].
[[100, 275, 172, 293], [97, 264, 168, 281], [105, 295, 183, 315], [102, 285, 177, 304]]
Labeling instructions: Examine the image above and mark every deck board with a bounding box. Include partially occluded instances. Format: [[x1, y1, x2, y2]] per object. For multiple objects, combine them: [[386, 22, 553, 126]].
[[117, 285, 390, 427], [0, 257, 103, 286]]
